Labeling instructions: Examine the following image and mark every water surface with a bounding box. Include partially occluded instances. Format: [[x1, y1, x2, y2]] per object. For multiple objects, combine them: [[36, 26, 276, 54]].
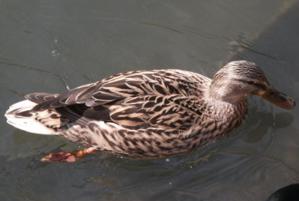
[[0, 1, 298, 201]]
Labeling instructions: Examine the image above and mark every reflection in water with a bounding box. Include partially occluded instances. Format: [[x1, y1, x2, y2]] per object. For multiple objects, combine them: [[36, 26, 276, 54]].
[[0, 1, 298, 201]]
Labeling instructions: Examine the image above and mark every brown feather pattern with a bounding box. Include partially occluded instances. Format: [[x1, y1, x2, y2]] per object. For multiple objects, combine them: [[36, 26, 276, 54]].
[[21, 68, 248, 158]]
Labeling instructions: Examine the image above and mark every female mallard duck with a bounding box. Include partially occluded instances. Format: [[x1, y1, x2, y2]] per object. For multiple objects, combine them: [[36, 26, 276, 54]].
[[5, 60, 295, 162]]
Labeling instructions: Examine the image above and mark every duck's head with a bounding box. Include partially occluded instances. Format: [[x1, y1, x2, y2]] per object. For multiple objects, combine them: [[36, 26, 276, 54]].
[[210, 60, 295, 109]]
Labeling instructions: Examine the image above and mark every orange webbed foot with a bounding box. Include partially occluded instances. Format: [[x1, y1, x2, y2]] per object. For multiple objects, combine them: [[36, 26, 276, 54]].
[[41, 147, 97, 163]]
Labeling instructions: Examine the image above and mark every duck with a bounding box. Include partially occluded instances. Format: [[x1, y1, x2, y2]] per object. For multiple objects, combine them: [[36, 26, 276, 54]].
[[4, 60, 296, 162]]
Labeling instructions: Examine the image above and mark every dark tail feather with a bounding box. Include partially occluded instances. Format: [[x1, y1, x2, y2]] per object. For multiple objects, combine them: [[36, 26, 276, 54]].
[[25, 92, 64, 111], [25, 92, 60, 104]]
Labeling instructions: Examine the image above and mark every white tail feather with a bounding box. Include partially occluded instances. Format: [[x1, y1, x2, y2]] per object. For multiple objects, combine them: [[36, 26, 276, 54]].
[[5, 100, 58, 135]]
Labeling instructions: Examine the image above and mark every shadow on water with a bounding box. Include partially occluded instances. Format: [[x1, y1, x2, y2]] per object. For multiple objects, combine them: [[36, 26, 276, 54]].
[[0, 1, 299, 201]]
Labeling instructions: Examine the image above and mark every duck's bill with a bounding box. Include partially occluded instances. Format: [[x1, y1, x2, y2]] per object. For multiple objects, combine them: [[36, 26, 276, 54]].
[[262, 88, 296, 110]]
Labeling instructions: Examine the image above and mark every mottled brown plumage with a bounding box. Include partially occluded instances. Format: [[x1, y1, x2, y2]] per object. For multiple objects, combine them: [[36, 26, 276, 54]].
[[5, 60, 295, 162]]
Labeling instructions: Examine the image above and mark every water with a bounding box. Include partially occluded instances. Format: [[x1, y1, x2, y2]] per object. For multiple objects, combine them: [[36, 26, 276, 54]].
[[1, 0, 299, 201]]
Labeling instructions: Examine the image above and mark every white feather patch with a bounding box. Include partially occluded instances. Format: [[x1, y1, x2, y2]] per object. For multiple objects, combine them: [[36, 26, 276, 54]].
[[5, 100, 58, 135]]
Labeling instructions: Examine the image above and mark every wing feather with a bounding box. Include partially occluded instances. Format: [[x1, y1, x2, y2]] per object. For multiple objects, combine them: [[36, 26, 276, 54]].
[[25, 69, 210, 133], [107, 95, 206, 131]]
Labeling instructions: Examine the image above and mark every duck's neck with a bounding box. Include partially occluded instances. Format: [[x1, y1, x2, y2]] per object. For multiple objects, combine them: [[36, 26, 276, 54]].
[[209, 79, 248, 105], [205, 83, 248, 120], [205, 96, 247, 121]]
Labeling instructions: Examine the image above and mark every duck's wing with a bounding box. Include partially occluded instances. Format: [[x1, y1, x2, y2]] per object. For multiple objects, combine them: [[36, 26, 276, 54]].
[[27, 69, 209, 110], [103, 94, 206, 133], [24, 70, 209, 133]]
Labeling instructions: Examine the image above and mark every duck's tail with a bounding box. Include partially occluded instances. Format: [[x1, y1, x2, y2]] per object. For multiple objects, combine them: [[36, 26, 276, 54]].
[[5, 99, 60, 135]]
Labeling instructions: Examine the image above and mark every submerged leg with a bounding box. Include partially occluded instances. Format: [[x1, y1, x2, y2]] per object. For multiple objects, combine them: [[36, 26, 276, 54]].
[[41, 147, 97, 163]]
